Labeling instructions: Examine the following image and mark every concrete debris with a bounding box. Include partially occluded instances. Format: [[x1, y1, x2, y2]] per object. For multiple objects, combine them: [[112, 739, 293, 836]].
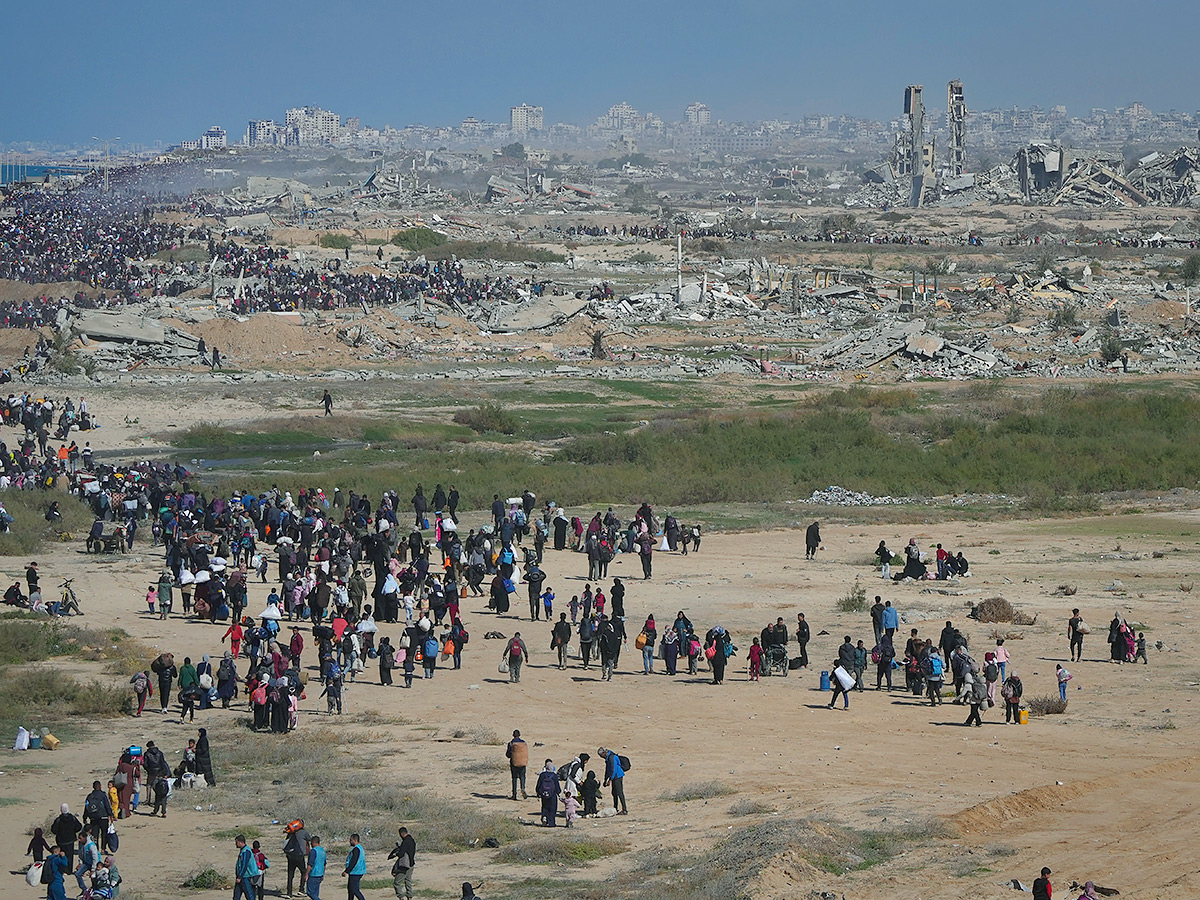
[[808, 485, 913, 506], [814, 319, 1007, 378]]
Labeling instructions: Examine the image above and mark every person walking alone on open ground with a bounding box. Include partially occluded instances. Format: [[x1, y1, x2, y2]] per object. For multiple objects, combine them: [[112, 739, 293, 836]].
[[388, 827, 416, 900], [506, 729, 528, 800], [805, 521, 821, 559], [1068, 608, 1085, 662], [322, 390, 333, 416], [504, 632, 528, 683]]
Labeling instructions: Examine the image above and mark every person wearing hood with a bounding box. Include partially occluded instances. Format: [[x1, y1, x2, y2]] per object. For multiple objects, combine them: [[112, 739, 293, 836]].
[[536, 761, 560, 826]]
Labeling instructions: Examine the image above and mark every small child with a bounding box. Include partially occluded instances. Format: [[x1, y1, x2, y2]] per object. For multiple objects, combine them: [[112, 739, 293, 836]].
[[993, 638, 1011, 682], [748, 636, 763, 681], [250, 840, 268, 900], [580, 770, 600, 817], [321, 669, 344, 715], [542, 588, 554, 618], [1056, 663, 1072, 701], [145, 586, 157, 616], [1135, 632, 1148, 664], [151, 776, 169, 818], [569, 595, 579, 624], [404, 594, 415, 623], [402, 645, 415, 687], [562, 791, 578, 827], [26, 827, 51, 863]]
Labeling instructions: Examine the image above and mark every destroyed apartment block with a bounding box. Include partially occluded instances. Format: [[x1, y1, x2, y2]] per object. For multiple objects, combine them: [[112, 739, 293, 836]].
[[814, 318, 1006, 378]]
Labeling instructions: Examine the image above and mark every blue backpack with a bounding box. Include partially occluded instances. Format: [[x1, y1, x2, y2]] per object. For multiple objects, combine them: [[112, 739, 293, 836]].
[[927, 655, 944, 678], [424, 637, 438, 658]]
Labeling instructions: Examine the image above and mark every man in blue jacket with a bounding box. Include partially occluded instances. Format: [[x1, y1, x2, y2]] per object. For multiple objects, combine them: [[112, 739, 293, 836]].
[[233, 834, 260, 900], [598, 747, 628, 815], [342, 833, 366, 900], [881, 600, 900, 636]]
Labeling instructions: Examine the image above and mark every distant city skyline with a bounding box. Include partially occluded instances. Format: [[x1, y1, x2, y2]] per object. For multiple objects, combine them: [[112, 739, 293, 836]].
[[2, 0, 1197, 147]]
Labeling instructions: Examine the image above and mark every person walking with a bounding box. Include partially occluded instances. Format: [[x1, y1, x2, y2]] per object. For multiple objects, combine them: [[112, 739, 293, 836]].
[[305, 836, 325, 900], [870, 595, 885, 643], [43, 845, 70, 900], [506, 730, 528, 800], [873, 632, 895, 690], [1002, 672, 1023, 723], [638, 615, 657, 675], [536, 761, 560, 826], [1056, 663, 1071, 701], [551, 614, 572, 669], [1068, 608, 1085, 662], [233, 835, 261, 900], [322, 391, 333, 417], [598, 747, 628, 815], [504, 632, 528, 683], [828, 658, 851, 709], [964, 671, 987, 726], [342, 833, 366, 900], [50, 804, 81, 869], [388, 827, 416, 900], [283, 819, 311, 899]]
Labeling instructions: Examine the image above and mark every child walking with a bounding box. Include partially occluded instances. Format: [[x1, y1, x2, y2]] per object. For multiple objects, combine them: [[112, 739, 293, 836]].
[[562, 791, 578, 827], [747, 637, 763, 681], [1056, 663, 1072, 701]]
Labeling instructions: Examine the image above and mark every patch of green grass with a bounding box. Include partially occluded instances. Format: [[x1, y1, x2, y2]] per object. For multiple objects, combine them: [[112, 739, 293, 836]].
[[836, 576, 868, 613], [181, 866, 232, 890], [0, 487, 95, 557], [171, 422, 337, 452], [391, 227, 448, 252], [209, 827, 264, 842], [0, 797, 27, 806], [454, 403, 518, 435], [208, 725, 521, 853], [495, 834, 628, 866], [661, 780, 736, 802], [319, 233, 352, 250]]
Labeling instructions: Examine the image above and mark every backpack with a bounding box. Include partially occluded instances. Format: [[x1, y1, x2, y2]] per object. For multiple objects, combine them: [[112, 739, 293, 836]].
[[41, 861, 53, 885], [870, 647, 882, 664], [132, 672, 148, 694], [458, 628, 469, 646], [327, 662, 342, 682], [618, 754, 631, 772], [85, 793, 108, 820], [423, 637, 438, 659], [927, 655, 944, 678], [985, 662, 999, 683], [723, 641, 736, 659], [579, 619, 594, 641]]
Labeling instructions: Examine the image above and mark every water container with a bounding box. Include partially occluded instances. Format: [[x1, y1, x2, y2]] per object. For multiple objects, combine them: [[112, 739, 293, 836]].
[[820, 670, 831, 691], [29, 736, 42, 750], [1018, 709, 1029, 725]]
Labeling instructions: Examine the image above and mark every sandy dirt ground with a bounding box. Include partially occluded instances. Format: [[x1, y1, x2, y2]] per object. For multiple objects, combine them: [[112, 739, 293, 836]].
[[2, 491, 1199, 899]]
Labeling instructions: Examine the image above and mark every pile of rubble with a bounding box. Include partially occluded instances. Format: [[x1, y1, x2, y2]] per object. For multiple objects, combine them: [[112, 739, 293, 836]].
[[808, 485, 913, 506], [68, 310, 203, 367], [814, 318, 1010, 378]]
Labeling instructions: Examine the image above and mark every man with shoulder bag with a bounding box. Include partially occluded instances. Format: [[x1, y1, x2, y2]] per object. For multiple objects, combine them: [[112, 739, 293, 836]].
[[388, 826, 417, 900]]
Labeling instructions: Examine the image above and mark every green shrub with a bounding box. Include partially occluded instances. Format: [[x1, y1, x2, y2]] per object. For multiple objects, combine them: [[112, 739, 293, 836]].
[[425, 240, 565, 263], [1099, 329, 1123, 363], [836, 577, 868, 613], [391, 227, 447, 252], [453, 403, 518, 435], [181, 866, 231, 890], [319, 233, 353, 250], [495, 834, 628, 865]]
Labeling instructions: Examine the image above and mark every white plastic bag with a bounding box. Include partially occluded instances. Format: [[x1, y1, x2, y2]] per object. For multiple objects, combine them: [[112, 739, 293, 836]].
[[25, 864, 42, 886], [13, 726, 30, 751]]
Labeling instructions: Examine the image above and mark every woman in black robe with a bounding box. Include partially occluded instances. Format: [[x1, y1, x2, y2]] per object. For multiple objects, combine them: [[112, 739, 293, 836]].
[[195, 728, 216, 786]]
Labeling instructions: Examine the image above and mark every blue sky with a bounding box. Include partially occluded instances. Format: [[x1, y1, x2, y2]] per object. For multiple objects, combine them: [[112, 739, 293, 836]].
[[3, 0, 1195, 146]]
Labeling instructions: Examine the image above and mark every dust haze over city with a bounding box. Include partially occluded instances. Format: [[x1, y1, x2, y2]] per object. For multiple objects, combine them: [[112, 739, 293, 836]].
[[2, 3, 1200, 900]]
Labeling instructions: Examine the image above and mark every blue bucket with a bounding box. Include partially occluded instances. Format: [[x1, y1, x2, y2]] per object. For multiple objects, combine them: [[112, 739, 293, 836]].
[[29, 736, 43, 750], [820, 670, 831, 691]]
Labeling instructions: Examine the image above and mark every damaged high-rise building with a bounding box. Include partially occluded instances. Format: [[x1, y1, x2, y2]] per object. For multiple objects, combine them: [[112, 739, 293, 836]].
[[903, 85, 934, 207], [947, 80, 967, 177]]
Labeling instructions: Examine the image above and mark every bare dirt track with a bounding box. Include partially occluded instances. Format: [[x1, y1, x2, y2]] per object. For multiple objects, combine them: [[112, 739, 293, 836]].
[[2, 502, 1199, 899]]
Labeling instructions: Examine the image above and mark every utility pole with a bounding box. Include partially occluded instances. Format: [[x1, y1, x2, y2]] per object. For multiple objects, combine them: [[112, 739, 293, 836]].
[[92, 136, 120, 191]]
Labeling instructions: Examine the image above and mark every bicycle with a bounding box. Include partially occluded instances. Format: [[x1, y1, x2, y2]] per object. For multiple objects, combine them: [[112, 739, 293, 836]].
[[57, 579, 82, 616]]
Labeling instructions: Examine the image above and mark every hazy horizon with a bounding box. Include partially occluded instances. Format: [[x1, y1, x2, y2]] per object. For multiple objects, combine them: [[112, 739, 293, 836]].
[[3, 0, 1196, 146]]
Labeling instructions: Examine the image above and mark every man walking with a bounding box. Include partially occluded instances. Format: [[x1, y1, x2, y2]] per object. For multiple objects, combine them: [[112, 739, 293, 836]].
[[506, 730, 528, 800], [551, 614, 572, 669], [388, 827, 416, 900], [504, 632, 529, 683], [343, 833, 366, 900], [233, 834, 260, 900], [1068, 608, 1085, 662], [322, 390, 333, 417]]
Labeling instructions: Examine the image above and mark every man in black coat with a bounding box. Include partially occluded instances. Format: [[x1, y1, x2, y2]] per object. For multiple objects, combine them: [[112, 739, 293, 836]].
[[805, 522, 821, 559], [795, 612, 810, 668]]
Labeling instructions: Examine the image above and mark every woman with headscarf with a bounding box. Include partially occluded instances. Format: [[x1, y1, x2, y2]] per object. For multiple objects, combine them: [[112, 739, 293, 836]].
[[114, 751, 139, 818], [662, 626, 679, 676], [1109, 613, 1125, 663], [1076, 882, 1099, 900], [901, 539, 927, 580], [194, 728, 215, 786], [705, 626, 729, 685], [196, 654, 215, 708], [216, 651, 239, 708]]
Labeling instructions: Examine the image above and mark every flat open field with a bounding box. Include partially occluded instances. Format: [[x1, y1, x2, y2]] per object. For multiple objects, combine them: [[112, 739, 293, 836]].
[[2, 489, 1198, 899]]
